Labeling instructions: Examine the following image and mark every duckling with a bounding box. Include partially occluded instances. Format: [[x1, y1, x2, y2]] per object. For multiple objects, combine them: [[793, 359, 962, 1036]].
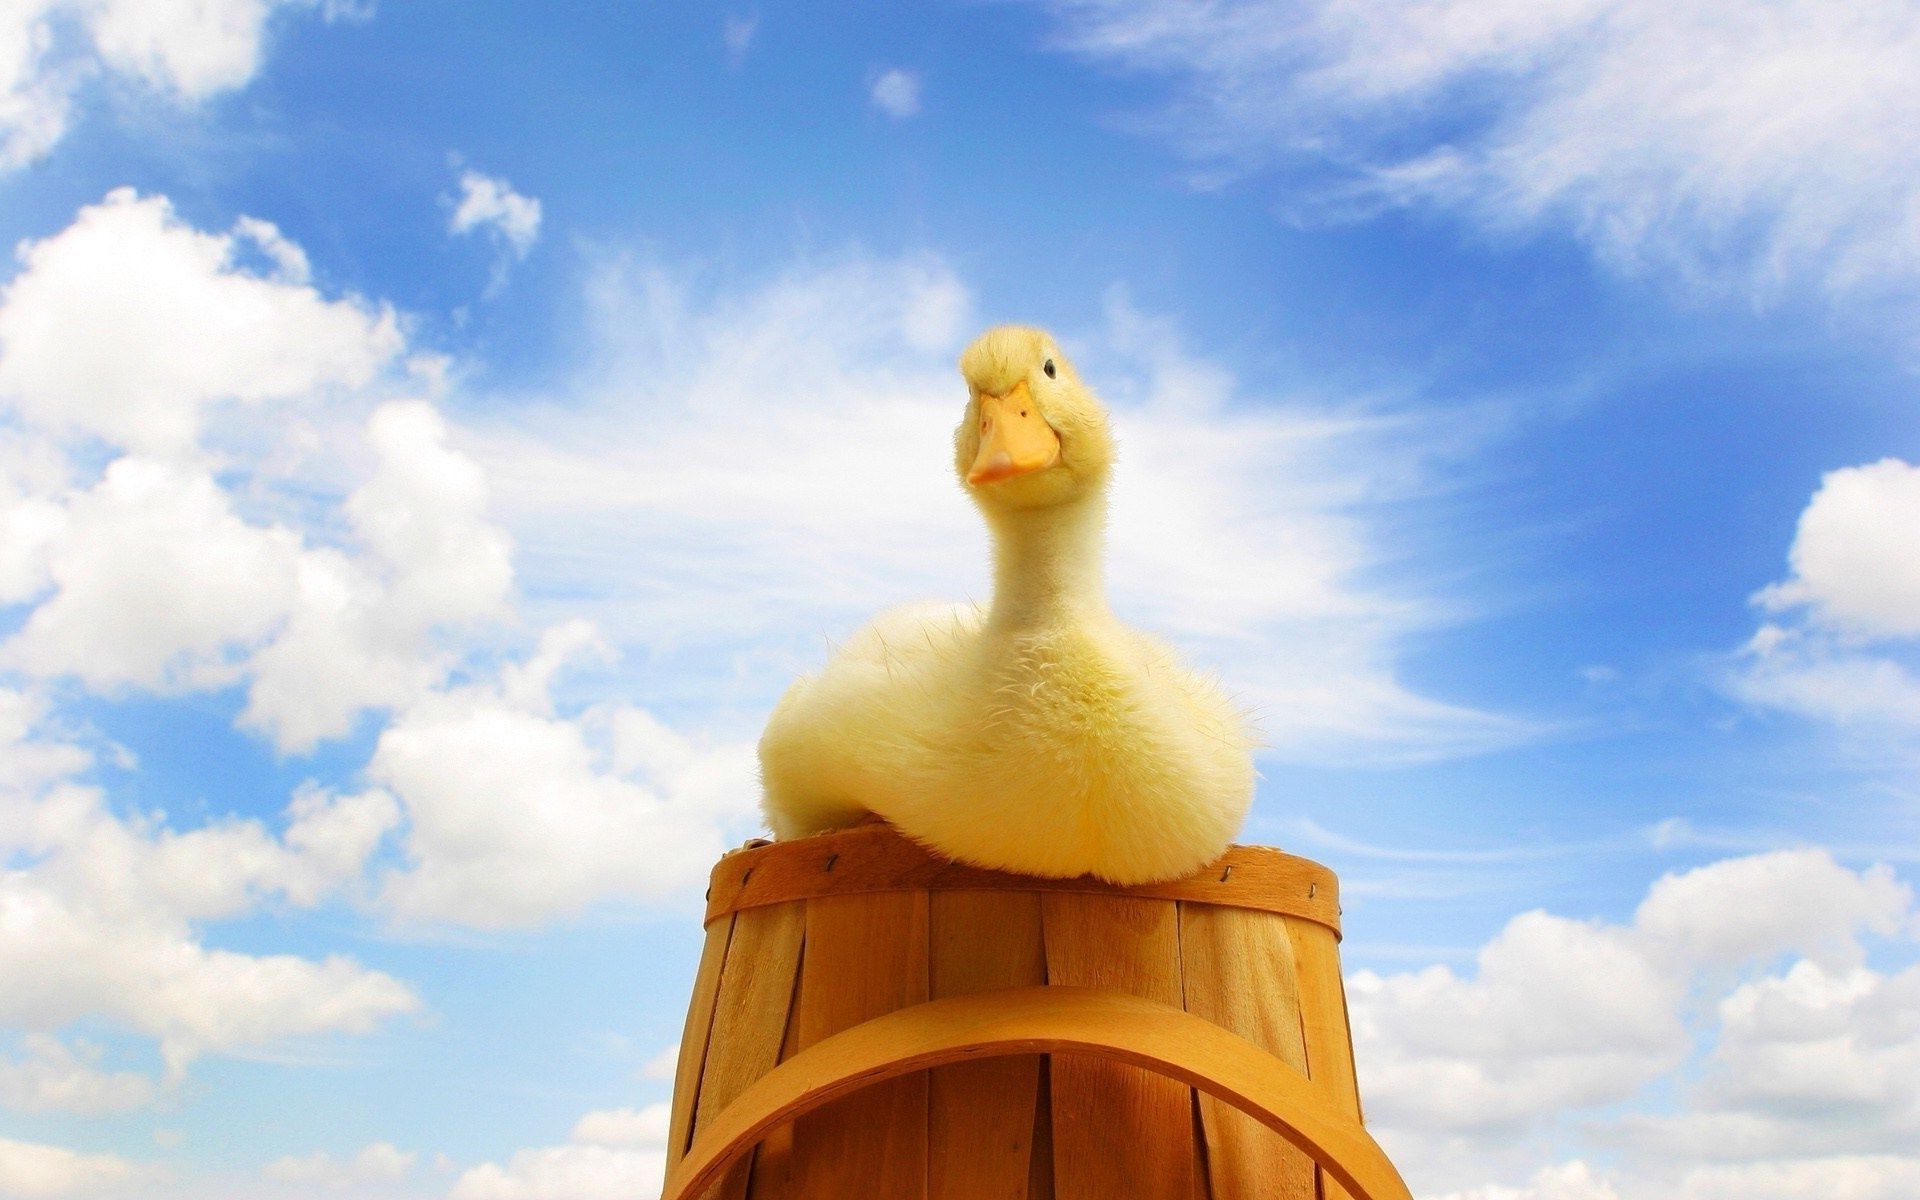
[[758, 325, 1254, 884]]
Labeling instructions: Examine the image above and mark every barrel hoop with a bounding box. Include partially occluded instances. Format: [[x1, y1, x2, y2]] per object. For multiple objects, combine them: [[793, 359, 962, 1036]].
[[705, 825, 1341, 936], [659, 985, 1409, 1200]]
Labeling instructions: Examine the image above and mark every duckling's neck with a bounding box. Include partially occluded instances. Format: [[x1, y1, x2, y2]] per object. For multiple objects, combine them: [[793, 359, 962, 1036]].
[[983, 494, 1109, 629]]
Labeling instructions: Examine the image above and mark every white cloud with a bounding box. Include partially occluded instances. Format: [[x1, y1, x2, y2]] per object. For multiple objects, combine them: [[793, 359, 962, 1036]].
[[1356, 850, 1920, 1198], [869, 67, 920, 118], [637, 1041, 678, 1081], [240, 400, 515, 750], [0, 860, 420, 1073], [452, 1104, 669, 1200], [373, 622, 747, 928], [1755, 460, 1920, 641], [2, 456, 305, 689], [1353, 910, 1687, 1136], [448, 169, 542, 273], [0, 1136, 154, 1199], [1665, 1156, 1920, 1200], [1430, 1162, 1619, 1200], [85, 0, 286, 96], [0, 3, 71, 170], [1733, 631, 1920, 735], [0, 188, 400, 456], [262, 1142, 416, 1188], [722, 12, 757, 68], [0, 1034, 156, 1115], [0, 0, 344, 172], [0, 194, 513, 748], [1732, 458, 1920, 739], [1032, 0, 1920, 316], [470, 252, 1522, 761], [0, 689, 416, 1076], [568, 1105, 669, 1147]]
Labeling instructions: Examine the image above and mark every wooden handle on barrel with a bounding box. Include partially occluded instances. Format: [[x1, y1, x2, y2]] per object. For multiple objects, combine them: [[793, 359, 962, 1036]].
[[660, 985, 1412, 1200]]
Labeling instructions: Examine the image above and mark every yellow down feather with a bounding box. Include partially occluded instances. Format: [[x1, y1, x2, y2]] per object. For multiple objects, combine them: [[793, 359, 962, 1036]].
[[758, 325, 1255, 884]]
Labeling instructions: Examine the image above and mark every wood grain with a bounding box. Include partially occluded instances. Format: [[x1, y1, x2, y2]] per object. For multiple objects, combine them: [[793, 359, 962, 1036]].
[[929, 890, 1047, 1200], [660, 986, 1413, 1200], [687, 902, 805, 1200], [667, 913, 735, 1171], [707, 826, 1340, 935], [781, 890, 931, 1199], [1180, 904, 1316, 1200], [1041, 893, 1198, 1200], [1286, 916, 1362, 1200]]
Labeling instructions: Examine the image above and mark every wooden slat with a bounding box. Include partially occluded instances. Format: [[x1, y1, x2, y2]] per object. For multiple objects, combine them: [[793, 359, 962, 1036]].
[[1041, 893, 1197, 1200], [660, 987, 1414, 1200], [929, 891, 1047, 1200], [1286, 916, 1362, 1200], [667, 913, 735, 1170], [687, 902, 805, 1200], [707, 826, 1340, 935], [742, 951, 807, 1199], [1181, 905, 1316, 1200], [782, 890, 931, 1199]]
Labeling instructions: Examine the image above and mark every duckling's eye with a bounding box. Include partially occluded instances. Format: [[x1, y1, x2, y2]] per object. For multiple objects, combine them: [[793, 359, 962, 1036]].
[[1043, 359, 1056, 379]]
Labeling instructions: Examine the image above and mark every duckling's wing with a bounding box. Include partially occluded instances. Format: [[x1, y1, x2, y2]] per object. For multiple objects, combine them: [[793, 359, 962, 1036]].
[[758, 602, 984, 839]]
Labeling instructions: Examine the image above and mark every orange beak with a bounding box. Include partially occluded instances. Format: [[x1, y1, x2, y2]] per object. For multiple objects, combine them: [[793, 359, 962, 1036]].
[[967, 381, 1060, 485]]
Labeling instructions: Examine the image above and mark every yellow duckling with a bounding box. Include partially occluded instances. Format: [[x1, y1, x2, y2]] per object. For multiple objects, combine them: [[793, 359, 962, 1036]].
[[758, 325, 1255, 884]]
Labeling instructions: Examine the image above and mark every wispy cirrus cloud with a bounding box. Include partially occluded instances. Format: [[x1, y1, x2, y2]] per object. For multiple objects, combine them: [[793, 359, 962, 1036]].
[[466, 247, 1527, 762], [1032, 0, 1920, 322]]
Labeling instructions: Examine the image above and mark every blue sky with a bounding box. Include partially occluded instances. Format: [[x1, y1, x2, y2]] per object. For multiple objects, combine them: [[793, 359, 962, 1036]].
[[2, 3, 1918, 1198]]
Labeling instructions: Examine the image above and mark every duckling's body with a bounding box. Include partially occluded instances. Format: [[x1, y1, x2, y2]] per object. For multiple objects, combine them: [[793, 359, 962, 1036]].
[[759, 327, 1254, 884]]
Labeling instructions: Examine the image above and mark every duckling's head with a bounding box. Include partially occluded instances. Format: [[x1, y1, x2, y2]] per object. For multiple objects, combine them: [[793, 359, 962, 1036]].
[[954, 325, 1114, 511]]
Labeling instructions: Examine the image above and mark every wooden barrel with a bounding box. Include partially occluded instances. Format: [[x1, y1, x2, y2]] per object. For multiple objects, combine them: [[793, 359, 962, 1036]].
[[660, 824, 1410, 1200]]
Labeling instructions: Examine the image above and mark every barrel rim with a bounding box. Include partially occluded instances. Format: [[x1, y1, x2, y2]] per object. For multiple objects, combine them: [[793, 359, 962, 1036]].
[[704, 824, 1342, 936]]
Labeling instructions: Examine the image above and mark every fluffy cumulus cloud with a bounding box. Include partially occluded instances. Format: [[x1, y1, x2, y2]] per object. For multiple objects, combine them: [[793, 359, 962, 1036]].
[[0, 772, 419, 1076], [0, 191, 539, 1128], [0, 190, 511, 748], [1032, 0, 1920, 315], [0, 191, 758, 946], [1733, 458, 1920, 739], [0, 183, 770, 1189], [1, 0, 350, 171], [373, 621, 749, 928], [471, 253, 1523, 762], [453, 1103, 670, 1200], [1430, 1162, 1619, 1200], [0, 1035, 156, 1115], [262, 1141, 416, 1189], [1357, 849, 1920, 1198], [0, 188, 399, 455], [0, 1136, 154, 1199], [449, 170, 542, 260], [448, 168, 542, 294], [241, 398, 515, 750]]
